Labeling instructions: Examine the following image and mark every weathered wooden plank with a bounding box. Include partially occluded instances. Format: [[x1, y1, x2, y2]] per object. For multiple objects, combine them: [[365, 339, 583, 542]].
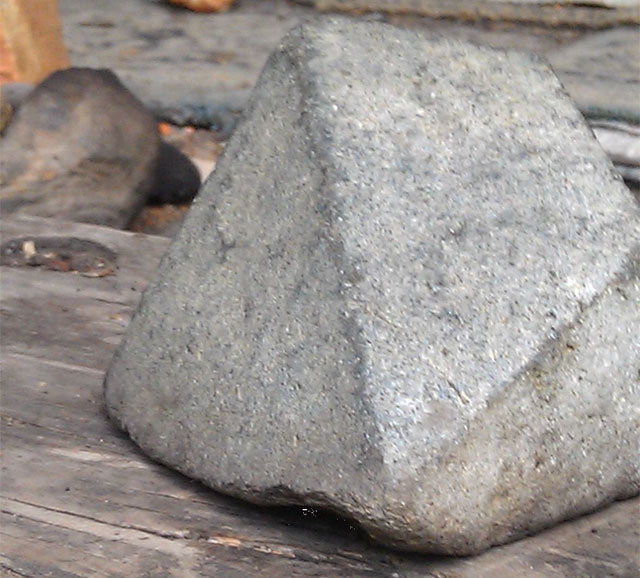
[[1, 506, 197, 578], [1, 216, 638, 577], [0, 216, 171, 292], [0, 288, 394, 576], [1, 443, 388, 577], [1, 292, 129, 370], [1, 216, 170, 369], [308, 0, 640, 26], [1, 421, 382, 570]]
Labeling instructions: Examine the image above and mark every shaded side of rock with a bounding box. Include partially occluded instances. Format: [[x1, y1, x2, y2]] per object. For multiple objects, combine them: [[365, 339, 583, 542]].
[[0, 67, 160, 228], [104, 19, 640, 555]]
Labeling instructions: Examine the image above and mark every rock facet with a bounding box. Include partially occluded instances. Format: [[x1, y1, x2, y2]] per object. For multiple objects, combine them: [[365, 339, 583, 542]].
[[104, 20, 640, 554]]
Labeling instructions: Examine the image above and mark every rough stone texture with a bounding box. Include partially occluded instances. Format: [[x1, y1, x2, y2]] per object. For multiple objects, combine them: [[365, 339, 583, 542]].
[[0, 68, 159, 228], [104, 19, 640, 555]]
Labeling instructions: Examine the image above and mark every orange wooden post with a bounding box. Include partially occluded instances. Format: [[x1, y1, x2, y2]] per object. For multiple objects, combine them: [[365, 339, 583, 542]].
[[0, 0, 69, 84]]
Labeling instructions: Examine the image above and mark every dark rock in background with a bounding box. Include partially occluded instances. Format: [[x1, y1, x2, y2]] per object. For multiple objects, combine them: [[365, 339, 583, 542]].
[[0, 82, 35, 109], [148, 141, 201, 205], [0, 68, 159, 228]]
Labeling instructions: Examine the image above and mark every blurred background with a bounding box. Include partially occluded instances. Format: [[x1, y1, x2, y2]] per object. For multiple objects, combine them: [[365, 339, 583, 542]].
[[1, 0, 638, 236]]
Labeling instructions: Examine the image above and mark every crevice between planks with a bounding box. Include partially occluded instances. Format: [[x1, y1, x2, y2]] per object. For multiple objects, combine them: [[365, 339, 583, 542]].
[[0, 563, 35, 578], [2, 496, 193, 545], [1, 496, 381, 572], [3, 352, 105, 376]]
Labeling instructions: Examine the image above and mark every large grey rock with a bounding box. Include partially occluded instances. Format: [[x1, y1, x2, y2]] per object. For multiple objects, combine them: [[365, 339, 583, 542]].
[[104, 19, 640, 555]]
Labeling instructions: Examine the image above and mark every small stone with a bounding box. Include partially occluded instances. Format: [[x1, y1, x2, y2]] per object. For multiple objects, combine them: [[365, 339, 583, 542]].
[[0, 236, 117, 277], [104, 19, 640, 555], [148, 141, 202, 206], [0, 68, 160, 228]]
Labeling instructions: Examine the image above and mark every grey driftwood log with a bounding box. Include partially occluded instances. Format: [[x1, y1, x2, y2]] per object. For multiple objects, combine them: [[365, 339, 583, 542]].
[[104, 19, 640, 555]]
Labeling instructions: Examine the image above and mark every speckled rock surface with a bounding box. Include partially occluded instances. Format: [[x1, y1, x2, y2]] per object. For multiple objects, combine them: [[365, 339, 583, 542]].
[[104, 19, 640, 555]]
